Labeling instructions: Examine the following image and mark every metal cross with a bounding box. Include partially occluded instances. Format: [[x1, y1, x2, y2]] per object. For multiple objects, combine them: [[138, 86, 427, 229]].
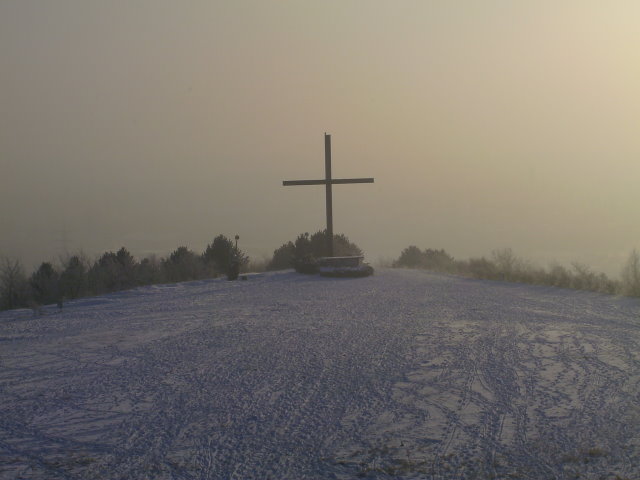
[[283, 134, 374, 257]]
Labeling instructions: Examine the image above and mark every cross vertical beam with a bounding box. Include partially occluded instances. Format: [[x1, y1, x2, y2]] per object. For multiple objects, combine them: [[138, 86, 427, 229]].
[[283, 134, 374, 257], [324, 133, 334, 256]]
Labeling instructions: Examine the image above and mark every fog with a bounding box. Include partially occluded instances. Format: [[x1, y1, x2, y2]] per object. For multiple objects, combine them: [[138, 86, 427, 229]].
[[1, 1, 638, 275]]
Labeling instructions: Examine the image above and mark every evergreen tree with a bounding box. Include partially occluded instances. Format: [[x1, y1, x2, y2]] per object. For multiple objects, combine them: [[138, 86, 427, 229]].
[[203, 235, 248, 276], [89, 252, 119, 293], [294, 233, 313, 258], [136, 255, 163, 285], [29, 262, 60, 306], [163, 246, 203, 282], [115, 247, 137, 288], [59, 255, 88, 299], [267, 241, 296, 270], [89, 247, 138, 293]]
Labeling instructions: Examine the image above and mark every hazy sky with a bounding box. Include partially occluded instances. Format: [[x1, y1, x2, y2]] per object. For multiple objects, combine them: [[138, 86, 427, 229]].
[[1, 1, 639, 274]]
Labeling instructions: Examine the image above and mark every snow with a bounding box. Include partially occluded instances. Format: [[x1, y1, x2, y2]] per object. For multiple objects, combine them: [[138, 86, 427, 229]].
[[1, 269, 639, 479]]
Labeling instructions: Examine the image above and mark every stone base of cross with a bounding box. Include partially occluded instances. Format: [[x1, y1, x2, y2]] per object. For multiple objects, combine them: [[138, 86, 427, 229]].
[[283, 134, 374, 257]]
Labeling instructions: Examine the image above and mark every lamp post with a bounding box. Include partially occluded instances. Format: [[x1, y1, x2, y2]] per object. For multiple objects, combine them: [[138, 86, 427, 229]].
[[227, 235, 241, 281]]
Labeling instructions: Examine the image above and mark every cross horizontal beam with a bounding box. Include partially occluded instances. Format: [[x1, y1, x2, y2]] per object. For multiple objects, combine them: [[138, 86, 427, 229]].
[[282, 134, 374, 257], [283, 178, 374, 186]]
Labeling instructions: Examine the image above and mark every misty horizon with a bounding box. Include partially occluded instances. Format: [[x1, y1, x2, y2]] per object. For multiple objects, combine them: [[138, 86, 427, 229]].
[[2, 1, 638, 277]]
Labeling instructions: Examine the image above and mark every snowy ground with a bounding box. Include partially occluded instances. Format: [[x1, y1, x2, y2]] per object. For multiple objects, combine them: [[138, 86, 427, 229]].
[[1, 269, 639, 480]]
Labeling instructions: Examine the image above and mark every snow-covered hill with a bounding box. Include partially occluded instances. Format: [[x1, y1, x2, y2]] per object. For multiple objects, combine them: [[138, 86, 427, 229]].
[[1, 269, 639, 479]]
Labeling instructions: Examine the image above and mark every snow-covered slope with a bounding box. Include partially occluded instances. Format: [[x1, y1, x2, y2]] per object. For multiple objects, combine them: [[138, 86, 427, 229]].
[[1, 269, 639, 479]]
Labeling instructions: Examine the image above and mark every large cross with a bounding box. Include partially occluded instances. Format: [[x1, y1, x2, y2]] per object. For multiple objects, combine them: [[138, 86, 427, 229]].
[[283, 133, 374, 257]]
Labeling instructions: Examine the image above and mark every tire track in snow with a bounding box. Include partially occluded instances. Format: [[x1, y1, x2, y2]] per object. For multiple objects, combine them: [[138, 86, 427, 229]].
[[331, 273, 640, 479], [1, 270, 640, 479]]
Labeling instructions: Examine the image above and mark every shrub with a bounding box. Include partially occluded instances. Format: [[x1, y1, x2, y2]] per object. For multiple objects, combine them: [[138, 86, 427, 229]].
[[466, 257, 499, 280], [570, 262, 598, 291], [394, 246, 423, 268], [393, 246, 454, 271], [423, 249, 455, 271], [621, 249, 640, 297], [393, 245, 622, 297], [491, 248, 520, 281], [547, 263, 572, 288], [268, 231, 364, 271], [312, 231, 362, 257]]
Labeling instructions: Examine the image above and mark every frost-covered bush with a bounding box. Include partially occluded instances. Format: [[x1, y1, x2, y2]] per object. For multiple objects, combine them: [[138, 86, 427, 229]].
[[465, 257, 499, 280], [393, 246, 423, 268], [393, 246, 454, 272], [392, 246, 624, 297], [621, 249, 640, 297], [306, 230, 362, 258], [547, 263, 572, 288], [267, 231, 363, 271]]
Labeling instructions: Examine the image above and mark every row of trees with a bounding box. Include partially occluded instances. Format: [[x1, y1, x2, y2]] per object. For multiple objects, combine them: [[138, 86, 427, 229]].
[[4, 233, 639, 310], [1, 230, 362, 311], [393, 246, 640, 297], [0, 235, 248, 311]]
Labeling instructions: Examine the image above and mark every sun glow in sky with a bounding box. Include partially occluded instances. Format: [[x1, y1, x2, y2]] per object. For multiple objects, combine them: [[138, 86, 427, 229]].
[[1, 1, 639, 273]]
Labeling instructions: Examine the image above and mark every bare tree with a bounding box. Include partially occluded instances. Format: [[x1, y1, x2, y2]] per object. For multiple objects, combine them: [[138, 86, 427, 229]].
[[0, 257, 29, 310], [491, 248, 520, 281], [621, 249, 640, 297]]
